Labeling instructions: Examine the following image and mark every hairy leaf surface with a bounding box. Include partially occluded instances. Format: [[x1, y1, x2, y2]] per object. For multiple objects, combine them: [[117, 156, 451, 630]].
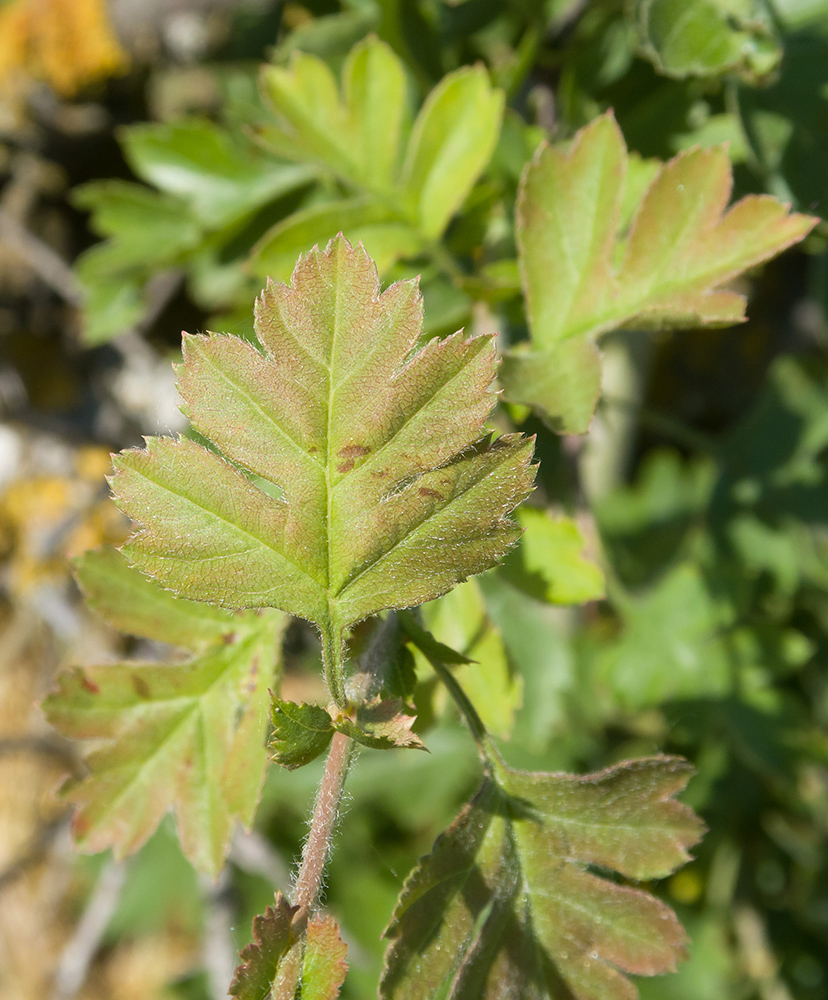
[[111, 236, 534, 700], [501, 112, 816, 433], [382, 755, 704, 1000], [42, 548, 286, 876]]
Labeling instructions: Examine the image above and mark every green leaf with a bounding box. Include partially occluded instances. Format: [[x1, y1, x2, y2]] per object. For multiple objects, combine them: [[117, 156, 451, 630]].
[[631, 0, 781, 82], [500, 508, 605, 605], [111, 236, 534, 704], [76, 546, 240, 649], [251, 198, 421, 281], [502, 112, 817, 433], [381, 754, 704, 1000], [420, 579, 522, 740], [401, 65, 504, 239], [42, 573, 286, 876], [261, 36, 408, 194], [73, 181, 203, 275], [230, 895, 348, 1000], [122, 118, 315, 228], [269, 699, 334, 770], [595, 563, 733, 709]]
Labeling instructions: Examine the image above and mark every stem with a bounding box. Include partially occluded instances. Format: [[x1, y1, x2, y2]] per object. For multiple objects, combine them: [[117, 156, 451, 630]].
[[322, 630, 347, 709], [292, 730, 353, 916]]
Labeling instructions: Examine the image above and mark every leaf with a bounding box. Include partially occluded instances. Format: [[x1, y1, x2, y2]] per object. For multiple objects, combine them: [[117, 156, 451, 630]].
[[251, 198, 421, 281], [500, 508, 605, 605], [501, 112, 817, 433], [261, 36, 408, 194], [42, 550, 287, 876], [230, 895, 348, 1000], [630, 0, 781, 82], [269, 699, 334, 770], [75, 545, 239, 649], [230, 893, 298, 1000], [302, 916, 349, 1000], [335, 698, 426, 751], [419, 579, 522, 740], [381, 754, 704, 1000], [260, 38, 503, 240], [122, 118, 315, 228], [594, 563, 733, 709], [73, 181, 202, 275], [401, 65, 504, 239], [111, 236, 535, 703]]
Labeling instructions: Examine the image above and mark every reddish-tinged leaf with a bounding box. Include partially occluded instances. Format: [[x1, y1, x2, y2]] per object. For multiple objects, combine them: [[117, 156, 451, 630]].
[[502, 112, 817, 433], [230, 897, 348, 1000], [381, 754, 704, 1000], [42, 553, 286, 876], [111, 237, 534, 702], [335, 698, 426, 751], [230, 893, 298, 1000]]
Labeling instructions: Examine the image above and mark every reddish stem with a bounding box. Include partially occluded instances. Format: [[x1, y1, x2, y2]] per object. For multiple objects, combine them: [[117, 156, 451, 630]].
[[292, 730, 352, 916]]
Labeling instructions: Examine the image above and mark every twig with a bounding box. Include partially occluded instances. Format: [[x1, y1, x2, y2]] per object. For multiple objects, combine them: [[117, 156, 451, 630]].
[[0, 207, 83, 305], [50, 858, 127, 1000], [0, 814, 70, 893], [292, 730, 353, 918], [199, 869, 237, 1000]]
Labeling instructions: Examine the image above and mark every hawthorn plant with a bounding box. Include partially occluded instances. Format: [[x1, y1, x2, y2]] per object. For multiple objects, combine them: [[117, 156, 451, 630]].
[[43, 106, 815, 999]]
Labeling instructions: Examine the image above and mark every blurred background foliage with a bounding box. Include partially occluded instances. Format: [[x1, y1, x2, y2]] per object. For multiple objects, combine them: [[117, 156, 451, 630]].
[[1, 1, 828, 998]]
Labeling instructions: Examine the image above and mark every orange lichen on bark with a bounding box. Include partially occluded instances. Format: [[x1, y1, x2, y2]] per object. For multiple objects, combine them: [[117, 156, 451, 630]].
[[0, 0, 127, 100]]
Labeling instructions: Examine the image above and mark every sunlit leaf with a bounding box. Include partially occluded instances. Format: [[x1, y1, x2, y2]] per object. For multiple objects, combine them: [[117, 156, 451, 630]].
[[42, 549, 286, 875], [502, 112, 817, 433], [269, 699, 334, 770], [382, 754, 704, 1000], [111, 236, 534, 702]]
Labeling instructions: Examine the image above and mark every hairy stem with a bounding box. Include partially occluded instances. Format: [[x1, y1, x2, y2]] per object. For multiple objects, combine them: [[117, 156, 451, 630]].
[[292, 730, 353, 915], [322, 630, 347, 708]]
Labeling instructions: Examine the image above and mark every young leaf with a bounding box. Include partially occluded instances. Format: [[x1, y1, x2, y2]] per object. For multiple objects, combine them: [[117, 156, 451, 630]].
[[230, 895, 348, 1000], [42, 548, 286, 876], [270, 699, 335, 770], [111, 236, 535, 704], [381, 755, 704, 1000], [261, 36, 408, 195], [334, 698, 426, 751], [230, 893, 298, 1000], [501, 112, 817, 433], [400, 65, 504, 239]]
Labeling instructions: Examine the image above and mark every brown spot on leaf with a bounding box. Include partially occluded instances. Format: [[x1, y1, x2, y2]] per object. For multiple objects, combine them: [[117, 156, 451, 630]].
[[81, 674, 100, 695], [221, 632, 237, 645], [418, 488, 443, 499], [372, 469, 387, 478], [339, 444, 370, 459], [337, 458, 355, 474], [132, 674, 151, 699]]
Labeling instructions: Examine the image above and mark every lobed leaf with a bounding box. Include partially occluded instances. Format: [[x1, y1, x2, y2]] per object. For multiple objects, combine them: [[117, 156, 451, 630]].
[[502, 112, 817, 433], [43, 549, 286, 876], [381, 754, 704, 1000], [230, 894, 348, 1000], [269, 699, 334, 770], [111, 236, 534, 701]]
